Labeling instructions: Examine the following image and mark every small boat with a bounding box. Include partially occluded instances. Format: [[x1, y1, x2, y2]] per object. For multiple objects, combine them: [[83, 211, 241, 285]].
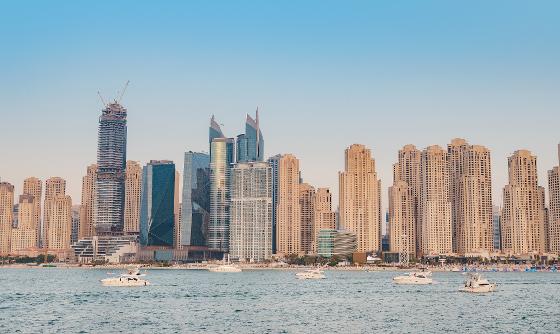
[[393, 271, 432, 285], [208, 254, 242, 273], [459, 273, 496, 293], [296, 268, 326, 280], [101, 267, 150, 287]]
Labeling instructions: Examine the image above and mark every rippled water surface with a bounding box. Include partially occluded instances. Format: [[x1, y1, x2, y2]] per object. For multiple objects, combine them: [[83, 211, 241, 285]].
[[1, 268, 559, 333]]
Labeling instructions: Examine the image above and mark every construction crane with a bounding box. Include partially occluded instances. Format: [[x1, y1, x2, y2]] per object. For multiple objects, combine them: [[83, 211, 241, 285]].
[[97, 91, 107, 107], [116, 80, 130, 104]]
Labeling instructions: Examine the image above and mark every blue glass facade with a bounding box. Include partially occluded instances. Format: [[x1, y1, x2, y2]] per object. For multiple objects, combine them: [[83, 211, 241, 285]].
[[181, 152, 210, 247], [140, 160, 175, 246], [236, 110, 264, 162]]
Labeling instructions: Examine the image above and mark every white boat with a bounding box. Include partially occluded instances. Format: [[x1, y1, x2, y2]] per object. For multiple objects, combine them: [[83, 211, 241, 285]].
[[101, 268, 150, 287], [296, 268, 326, 280], [459, 273, 496, 293], [393, 271, 433, 285], [208, 254, 242, 273]]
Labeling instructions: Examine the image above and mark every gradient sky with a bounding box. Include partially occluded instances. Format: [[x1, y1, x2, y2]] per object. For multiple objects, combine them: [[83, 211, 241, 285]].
[[1, 1, 559, 210]]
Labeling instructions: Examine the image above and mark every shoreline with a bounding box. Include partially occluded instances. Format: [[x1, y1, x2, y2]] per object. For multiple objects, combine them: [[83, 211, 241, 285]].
[[0, 263, 557, 273]]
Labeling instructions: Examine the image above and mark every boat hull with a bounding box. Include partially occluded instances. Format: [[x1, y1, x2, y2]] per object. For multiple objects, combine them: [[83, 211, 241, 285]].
[[101, 278, 150, 287], [459, 284, 496, 293]]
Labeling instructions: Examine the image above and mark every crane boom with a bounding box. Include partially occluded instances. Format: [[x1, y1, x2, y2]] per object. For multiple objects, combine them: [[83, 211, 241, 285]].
[[117, 80, 130, 103]]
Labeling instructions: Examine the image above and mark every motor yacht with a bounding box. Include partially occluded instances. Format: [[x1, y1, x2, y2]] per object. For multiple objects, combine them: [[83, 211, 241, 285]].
[[296, 268, 326, 280], [101, 267, 150, 287], [393, 271, 433, 285], [208, 254, 242, 273], [459, 273, 496, 293]]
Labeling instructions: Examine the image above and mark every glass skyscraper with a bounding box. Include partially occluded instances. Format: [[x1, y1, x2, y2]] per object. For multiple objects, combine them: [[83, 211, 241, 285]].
[[95, 102, 127, 235], [180, 151, 211, 247], [208, 138, 235, 251], [140, 160, 175, 247], [236, 110, 264, 162]]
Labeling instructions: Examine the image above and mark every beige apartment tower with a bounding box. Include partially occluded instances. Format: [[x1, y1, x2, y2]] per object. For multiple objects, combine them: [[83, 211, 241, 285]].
[[43, 177, 66, 247], [11, 194, 38, 252], [276, 154, 302, 256], [448, 139, 493, 255], [419, 145, 452, 255], [0, 182, 15, 255], [299, 183, 315, 255], [549, 144, 560, 254], [312, 188, 336, 253], [23, 177, 42, 247], [79, 164, 97, 239], [389, 144, 421, 257], [502, 150, 546, 254], [44, 195, 72, 250], [339, 144, 382, 253], [124, 161, 142, 234]]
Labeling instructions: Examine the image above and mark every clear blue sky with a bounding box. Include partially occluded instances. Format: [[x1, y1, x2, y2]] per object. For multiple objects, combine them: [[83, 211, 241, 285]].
[[1, 1, 559, 209]]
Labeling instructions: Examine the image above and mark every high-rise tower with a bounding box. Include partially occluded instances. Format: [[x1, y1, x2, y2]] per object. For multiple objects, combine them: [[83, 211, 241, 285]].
[[447, 139, 493, 255], [339, 144, 382, 253], [419, 145, 452, 255], [548, 144, 560, 254], [502, 150, 546, 254], [237, 109, 264, 162], [79, 164, 97, 239], [124, 161, 142, 235], [276, 154, 302, 255], [95, 101, 127, 235], [0, 182, 14, 255], [23, 177, 42, 247], [181, 151, 211, 247]]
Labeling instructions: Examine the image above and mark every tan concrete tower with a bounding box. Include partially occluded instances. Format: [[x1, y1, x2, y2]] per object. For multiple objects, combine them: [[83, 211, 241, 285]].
[[299, 183, 315, 255], [0, 182, 15, 255], [389, 144, 421, 257], [312, 188, 336, 253], [448, 139, 493, 255], [276, 154, 302, 256], [124, 161, 142, 235], [419, 145, 452, 255], [23, 177, 42, 247], [548, 144, 560, 254], [339, 144, 382, 253], [502, 150, 546, 254], [79, 164, 97, 239]]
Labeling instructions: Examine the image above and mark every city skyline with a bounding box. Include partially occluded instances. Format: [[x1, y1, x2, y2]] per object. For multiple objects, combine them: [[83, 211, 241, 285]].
[[1, 1, 559, 206]]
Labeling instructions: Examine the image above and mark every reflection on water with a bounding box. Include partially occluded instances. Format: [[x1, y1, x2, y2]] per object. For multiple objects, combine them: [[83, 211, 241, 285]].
[[0, 269, 559, 333]]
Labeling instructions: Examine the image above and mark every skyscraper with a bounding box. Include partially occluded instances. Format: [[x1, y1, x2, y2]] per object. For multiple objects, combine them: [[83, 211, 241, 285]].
[[312, 188, 336, 253], [79, 164, 97, 239], [124, 161, 142, 235], [174, 170, 180, 248], [502, 150, 547, 254], [492, 206, 502, 251], [268, 154, 282, 253], [0, 182, 14, 255], [10, 194, 37, 252], [23, 177, 41, 247], [299, 183, 315, 254], [139, 160, 176, 247], [447, 139, 493, 255], [180, 151, 210, 247], [549, 144, 560, 254], [43, 177, 66, 247], [339, 144, 382, 253], [208, 138, 235, 251], [389, 145, 421, 257], [276, 154, 302, 255], [44, 194, 72, 250], [419, 145, 452, 256], [209, 115, 225, 158], [229, 162, 273, 261], [237, 109, 264, 162], [71, 205, 80, 244], [95, 101, 127, 235]]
